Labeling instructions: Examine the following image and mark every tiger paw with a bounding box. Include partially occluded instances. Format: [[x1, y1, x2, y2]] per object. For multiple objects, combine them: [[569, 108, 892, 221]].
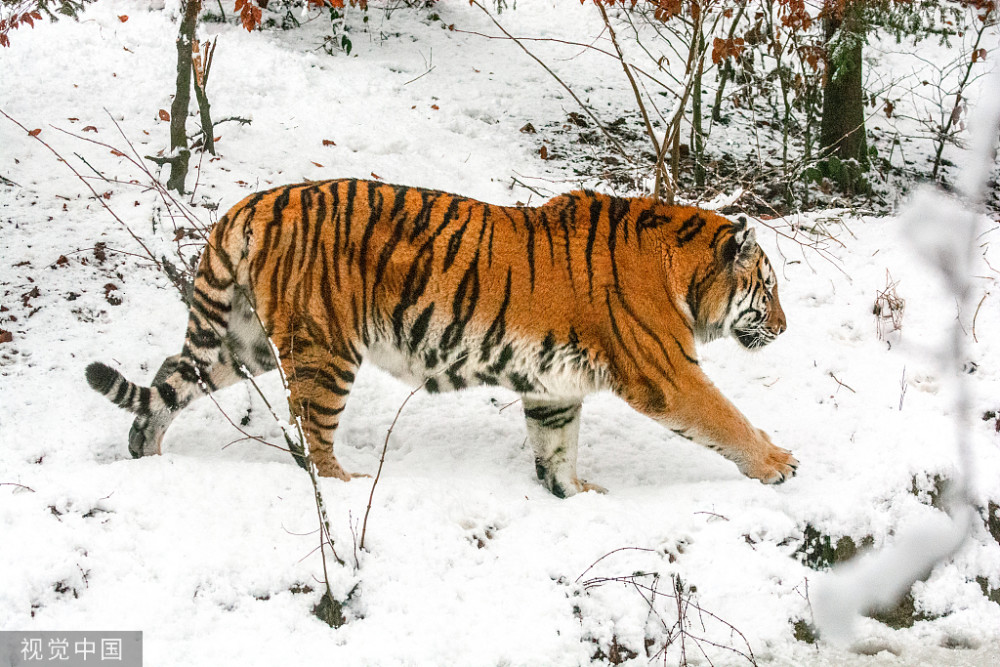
[[313, 459, 354, 481], [574, 479, 609, 495], [538, 472, 608, 498], [741, 441, 798, 485]]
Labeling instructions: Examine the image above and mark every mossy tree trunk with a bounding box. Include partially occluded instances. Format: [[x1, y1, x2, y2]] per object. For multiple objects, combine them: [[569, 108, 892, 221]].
[[819, 0, 869, 192]]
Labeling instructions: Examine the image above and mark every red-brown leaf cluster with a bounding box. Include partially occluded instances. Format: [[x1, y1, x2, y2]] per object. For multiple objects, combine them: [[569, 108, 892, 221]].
[[711, 36, 745, 65], [0, 8, 42, 47], [234, 0, 263, 32], [234, 0, 365, 32]]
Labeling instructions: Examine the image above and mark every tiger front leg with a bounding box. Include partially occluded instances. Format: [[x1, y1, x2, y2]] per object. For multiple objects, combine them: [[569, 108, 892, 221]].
[[625, 369, 797, 484], [523, 398, 606, 498]]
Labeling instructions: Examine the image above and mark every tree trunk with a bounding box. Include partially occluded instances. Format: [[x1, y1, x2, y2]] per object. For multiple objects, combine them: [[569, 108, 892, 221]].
[[692, 30, 705, 189], [166, 0, 201, 194], [819, 1, 868, 177]]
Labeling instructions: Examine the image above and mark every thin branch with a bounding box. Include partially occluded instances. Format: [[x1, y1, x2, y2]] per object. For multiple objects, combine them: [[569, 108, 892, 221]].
[[0, 109, 163, 272], [0, 482, 36, 492], [359, 381, 424, 552], [972, 291, 988, 343], [468, 0, 634, 164], [597, 3, 663, 194], [828, 372, 856, 394]]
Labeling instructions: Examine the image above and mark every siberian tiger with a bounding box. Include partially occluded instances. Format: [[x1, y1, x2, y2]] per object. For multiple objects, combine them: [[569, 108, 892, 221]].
[[86, 179, 796, 497]]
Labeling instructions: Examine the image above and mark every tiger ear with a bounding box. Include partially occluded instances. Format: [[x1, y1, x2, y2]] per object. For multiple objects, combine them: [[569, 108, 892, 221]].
[[734, 226, 757, 268], [722, 220, 757, 268]]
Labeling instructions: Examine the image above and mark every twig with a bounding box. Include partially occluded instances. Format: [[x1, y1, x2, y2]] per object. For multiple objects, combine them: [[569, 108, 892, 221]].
[[403, 65, 434, 86], [899, 366, 907, 411], [597, 3, 664, 197], [212, 115, 252, 128], [359, 379, 428, 551], [73, 152, 109, 182], [510, 176, 548, 199], [64, 245, 158, 263], [497, 398, 521, 413], [828, 372, 856, 394], [972, 291, 988, 343], [574, 546, 658, 584], [0, 482, 36, 492], [449, 28, 618, 59]]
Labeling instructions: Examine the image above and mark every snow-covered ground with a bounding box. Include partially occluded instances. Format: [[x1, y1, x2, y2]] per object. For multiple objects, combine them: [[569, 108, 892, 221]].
[[2, 2, 999, 665]]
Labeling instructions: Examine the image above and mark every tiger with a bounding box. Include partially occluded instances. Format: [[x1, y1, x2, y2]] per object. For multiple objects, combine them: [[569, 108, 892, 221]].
[[85, 179, 797, 497]]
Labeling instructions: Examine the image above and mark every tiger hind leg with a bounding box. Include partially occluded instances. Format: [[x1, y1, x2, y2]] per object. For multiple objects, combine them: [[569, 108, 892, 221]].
[[523, 398, 605, 498], [279, 337, 360, 480]]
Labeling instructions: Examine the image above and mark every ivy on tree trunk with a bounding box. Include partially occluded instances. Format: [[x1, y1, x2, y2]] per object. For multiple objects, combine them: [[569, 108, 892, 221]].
[[819, 1, 869, 193]]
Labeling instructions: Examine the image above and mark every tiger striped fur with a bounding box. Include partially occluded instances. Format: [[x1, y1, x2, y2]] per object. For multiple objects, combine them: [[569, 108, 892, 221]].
[[86, 179, 796, 497]]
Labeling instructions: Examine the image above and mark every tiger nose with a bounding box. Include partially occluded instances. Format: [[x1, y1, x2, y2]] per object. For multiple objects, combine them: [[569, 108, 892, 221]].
[[770, 304, 787, 335]]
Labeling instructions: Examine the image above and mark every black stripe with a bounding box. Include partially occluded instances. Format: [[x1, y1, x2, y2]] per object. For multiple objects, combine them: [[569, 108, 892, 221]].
[[191, 298, 228, 330], [479, 268, 512, 361], [586, 198, 602, 296], [447, 356, 467, 389], [391, 247, 435, 343], [342, 180, 357, 253], [138, 387, 151, 413], [113, 378, 129, 406], [508, 372, 534, 393], [604, 289, 677, 391], [331, 181, 343, 287], [308, 401, 347, 416], [559, 197, 575, 287], [409, 190, 440, 241], [538, 331, 557, 373], [440, 250, 480, 351], [607, 197, 630, 291], [372, 193, 407, 290], [188, 323, 220, 349], [443, 206, 472, 272], [677, 213, 706, 245], [707, 223, 731, 252], [193, 286, 231, 314], [359, 180, 385, 285], [524, 403, 579, 429], [158, 383, 178, 411], [199, 259, 234, 290], [409, 303, 435, 352], [488, 343, 513, 375]]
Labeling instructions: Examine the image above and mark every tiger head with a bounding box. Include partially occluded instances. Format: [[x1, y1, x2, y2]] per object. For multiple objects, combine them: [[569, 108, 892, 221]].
[[691, 217, 786, 350]]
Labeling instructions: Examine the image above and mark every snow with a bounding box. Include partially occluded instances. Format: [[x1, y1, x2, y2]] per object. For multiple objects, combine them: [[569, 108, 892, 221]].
[[2, 2, 1000, 666]]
